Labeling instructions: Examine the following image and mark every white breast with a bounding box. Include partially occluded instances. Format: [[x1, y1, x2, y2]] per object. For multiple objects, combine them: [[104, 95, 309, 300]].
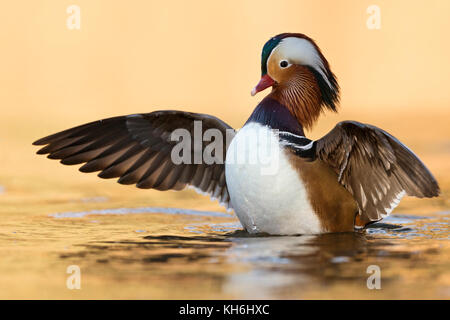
[[225, 123, 323, 235]]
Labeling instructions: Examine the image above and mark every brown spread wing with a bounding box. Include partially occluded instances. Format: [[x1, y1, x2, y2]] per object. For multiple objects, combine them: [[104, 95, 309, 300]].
[[315, 121, 439, 224], [33, 111, 236, 208]]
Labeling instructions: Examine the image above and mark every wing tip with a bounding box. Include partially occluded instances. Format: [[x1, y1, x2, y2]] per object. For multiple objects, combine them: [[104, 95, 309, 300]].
[[32, 140, 43, 146], [420, 173, 441, 198], [427, 183, 441, 198], [36, 148, 49, 155], [33, 133, 59, 146], [79, 163, 98, 173], [47, 153, 61, 160]]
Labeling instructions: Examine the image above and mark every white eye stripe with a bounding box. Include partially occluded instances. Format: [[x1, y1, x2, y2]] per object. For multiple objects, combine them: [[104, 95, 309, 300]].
[[278, 37, 324, 70], [275, 37, 332, 89]]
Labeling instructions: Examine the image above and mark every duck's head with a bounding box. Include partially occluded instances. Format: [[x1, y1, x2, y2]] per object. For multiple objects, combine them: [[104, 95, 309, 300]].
[[252, 33, 340, 129]]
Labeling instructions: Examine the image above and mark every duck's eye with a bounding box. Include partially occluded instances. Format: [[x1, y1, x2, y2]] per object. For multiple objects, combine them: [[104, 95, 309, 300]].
[[280, 60, 289, 68]]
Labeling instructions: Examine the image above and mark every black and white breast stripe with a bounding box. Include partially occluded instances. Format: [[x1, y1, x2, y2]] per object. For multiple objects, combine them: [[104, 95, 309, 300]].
[[278, 131, 316, 161]]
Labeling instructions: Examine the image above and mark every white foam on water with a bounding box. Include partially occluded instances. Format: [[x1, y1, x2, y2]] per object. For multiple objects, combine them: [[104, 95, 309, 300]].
[[50, 207, 232, 219], [80, 197, 109, 203]]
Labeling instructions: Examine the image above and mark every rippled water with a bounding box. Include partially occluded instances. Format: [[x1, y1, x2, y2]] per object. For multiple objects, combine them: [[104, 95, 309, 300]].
[[1, 200, 448, 299]]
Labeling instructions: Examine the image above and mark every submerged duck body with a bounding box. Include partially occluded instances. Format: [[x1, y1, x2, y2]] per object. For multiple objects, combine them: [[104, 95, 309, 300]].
[[33, 33, 440, 235]]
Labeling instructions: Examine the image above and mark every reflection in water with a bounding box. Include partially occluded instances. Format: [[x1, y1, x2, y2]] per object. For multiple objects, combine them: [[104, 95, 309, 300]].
[[51, 209, 449, 299]]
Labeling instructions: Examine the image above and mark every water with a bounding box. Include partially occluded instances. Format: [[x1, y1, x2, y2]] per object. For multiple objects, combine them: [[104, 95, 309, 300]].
[[1, 201, 448, 299]]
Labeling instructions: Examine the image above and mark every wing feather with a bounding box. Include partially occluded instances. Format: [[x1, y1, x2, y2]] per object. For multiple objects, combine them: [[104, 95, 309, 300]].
[[33, 111, 236, 208], [316, 121, 439, 224]]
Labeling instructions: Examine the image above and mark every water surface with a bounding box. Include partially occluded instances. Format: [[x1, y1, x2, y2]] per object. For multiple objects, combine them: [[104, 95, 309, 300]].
[[0, 201, 448, 299]]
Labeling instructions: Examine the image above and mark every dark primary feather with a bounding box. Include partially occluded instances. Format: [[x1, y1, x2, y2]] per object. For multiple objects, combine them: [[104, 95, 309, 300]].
[[33, 111, 236, 208], [315, 121, 439, 223]]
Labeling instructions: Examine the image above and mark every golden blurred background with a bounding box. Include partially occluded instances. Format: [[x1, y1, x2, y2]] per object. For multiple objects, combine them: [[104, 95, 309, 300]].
[[2, 0, 450, 115]]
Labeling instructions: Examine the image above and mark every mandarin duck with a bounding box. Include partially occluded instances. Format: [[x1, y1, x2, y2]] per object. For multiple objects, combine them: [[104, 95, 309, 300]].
[[34, 33, 439, 235]]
